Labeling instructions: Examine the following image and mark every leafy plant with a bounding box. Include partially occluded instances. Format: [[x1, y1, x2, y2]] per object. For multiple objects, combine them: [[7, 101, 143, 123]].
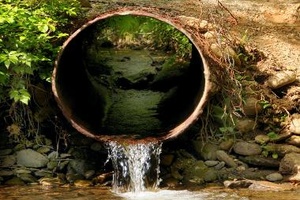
[[0, 0, 81, 105]]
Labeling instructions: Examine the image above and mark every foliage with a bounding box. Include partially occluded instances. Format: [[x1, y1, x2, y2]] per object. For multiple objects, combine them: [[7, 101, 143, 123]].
[[0, 0, 81, 105], [94, 15, 192, 59]]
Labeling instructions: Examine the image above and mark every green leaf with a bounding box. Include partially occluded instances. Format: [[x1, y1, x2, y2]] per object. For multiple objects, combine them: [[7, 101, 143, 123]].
[[38, 24, 49, 33], [19, 89, 31, 105], [4, 60, 10, 68]]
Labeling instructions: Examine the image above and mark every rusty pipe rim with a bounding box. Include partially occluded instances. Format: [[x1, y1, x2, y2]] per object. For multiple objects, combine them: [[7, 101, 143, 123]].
[[52, 7, 211, 143]]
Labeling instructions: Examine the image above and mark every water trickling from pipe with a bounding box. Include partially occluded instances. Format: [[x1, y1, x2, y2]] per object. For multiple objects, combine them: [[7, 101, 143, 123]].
[[106, 141, 162, 193]]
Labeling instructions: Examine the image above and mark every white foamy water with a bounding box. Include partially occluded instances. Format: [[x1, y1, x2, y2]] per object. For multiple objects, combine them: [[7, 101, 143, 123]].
[[106, 141, 162, 193], [118, 189, 248, 200]]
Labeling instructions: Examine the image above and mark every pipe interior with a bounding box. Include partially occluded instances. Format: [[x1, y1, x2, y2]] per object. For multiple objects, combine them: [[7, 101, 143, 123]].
[[54, 14, 206, 140]]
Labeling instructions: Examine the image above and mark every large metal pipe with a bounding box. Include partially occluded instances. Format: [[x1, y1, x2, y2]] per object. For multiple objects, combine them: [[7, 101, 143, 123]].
[[52, 8, 211, 143]]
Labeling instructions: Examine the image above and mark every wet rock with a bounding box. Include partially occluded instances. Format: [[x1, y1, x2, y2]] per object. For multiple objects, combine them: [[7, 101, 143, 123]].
[[286, 135, 300, 147], [203, 169, 218, 182], [214, 161, 226, 170], [15, 168, 31, 174], [0, 149, 13, 156], [0, 170, 14, 177], [36, 146, 51, 154], [92, 172, 112, 185], [219, 139, 234, 151], [279, 153, 300, 175], [34, 170, 53, 178], [69, 159, 96, 176], [216, 150, 237, 168], [270, 129, 292, 142], [39, 177, 65, 187], [0, 155, 16, 167], [248, 181, 293, 191], [233, 141, 262, 156], [16, 149, 49, 168], [265, 144, 300, 156], [161, 177, 180, 188], [266, 172, 283, 182], [184, 160, 208, 184], [239, 155, 280, 168], [161, 154, 174, 166], [243, 97, 263, 116], [192, 141, 219, 160], [74, 179, 92, 187], [18, 173, 38, 183], [290, 114, 300, 135], [224, 179, 253, 188], [204, 160, 219, 167], [90, 142, 104, 152], [235, 118, 256, 134], [48, 151, 59, 160], [255, 134, 270, 145], [47, 160, 58, 170], [5, 177, 26, 185], [84, 170, 95, 180], [266, 70, 297, 89], [66, 173, 85, 183]]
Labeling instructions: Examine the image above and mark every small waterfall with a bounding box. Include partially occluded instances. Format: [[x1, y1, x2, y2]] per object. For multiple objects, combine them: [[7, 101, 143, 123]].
[[106, 141, 162, 193]]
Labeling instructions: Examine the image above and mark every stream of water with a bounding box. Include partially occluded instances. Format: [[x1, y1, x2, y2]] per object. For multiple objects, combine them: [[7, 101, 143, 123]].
[[106, 141, 162, 193]]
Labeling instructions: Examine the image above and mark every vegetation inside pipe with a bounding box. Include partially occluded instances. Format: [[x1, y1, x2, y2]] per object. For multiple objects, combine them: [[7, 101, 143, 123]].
[[53, 14, 206, 141]]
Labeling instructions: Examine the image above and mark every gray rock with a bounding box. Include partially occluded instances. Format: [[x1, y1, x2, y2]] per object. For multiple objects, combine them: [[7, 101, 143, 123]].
[[36, 146, 51, 154], [243, 97, 262, 116], [216, 150, 237, 168], [0, 155, 16, 167], [19, 173, 38, 183], [266, 172, 283, 182], [17, 149, 49, 168], [0, 149, 13, 156], [235, 118, 256, 133], [286, 135, 300, 147], [255, 134, 270, 144], [239, 155, 280, 168], [84, 170, 95, 179], [5, 177, 25, 185], [48, 151, 59, 160], [34, 170, 53, 178], [266, 70, 297, 89], [193, 141, 219, 160], [265, 144, 300, 156], [290, 114, 300, 135], [219, 139, 234, 151], [214, 161, 226, 170], [279, 153, 300, 175], [205, 160, 219, 167], [0, 170, 14, 176], [90, 142, 103, 152], [233, 141, 262, 156], [69, 159, 95, 176]]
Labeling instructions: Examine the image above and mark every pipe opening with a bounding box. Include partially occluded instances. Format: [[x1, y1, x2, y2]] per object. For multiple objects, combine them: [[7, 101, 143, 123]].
[[52, 10, 210, 142]]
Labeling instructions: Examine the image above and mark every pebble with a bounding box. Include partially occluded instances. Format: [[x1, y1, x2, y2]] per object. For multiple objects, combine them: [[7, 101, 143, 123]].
[[255, 134, 270, 144], [266, 172, 283, 182], [233, 141, 262, 156], [216, 150, 237, 168], [214, 161, 226, 170], [205, 160, 219, 167]]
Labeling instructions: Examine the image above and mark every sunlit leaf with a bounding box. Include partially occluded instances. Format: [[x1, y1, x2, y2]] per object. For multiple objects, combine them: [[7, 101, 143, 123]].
[[38, 24, 49, 33]]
